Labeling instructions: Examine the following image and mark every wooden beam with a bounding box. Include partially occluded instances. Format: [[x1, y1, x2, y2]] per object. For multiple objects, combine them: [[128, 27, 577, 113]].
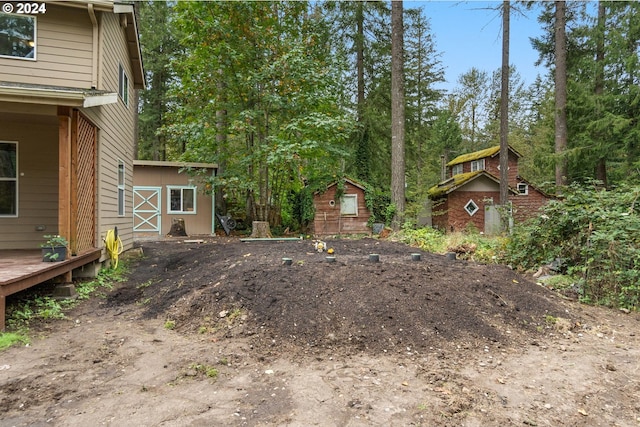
[[70, 110, 79, 255], [58, 106, 72, 243]]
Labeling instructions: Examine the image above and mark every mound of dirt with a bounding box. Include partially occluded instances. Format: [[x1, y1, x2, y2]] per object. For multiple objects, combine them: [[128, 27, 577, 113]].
[[115, 237, 568, 358]]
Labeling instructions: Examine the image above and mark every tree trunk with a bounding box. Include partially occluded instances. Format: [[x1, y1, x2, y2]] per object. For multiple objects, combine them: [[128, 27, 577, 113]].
[[554, 0, 568, 190], [391, 0, 405, 230], [499, 0, 510, 206], [250, 221, 272, 238], [594, 1, 607, 188], [168, 218, 187, 237]]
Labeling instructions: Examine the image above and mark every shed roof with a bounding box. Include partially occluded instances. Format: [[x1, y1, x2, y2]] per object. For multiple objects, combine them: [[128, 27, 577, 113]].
[[133, 160, 218, 169], [428, 170, 517, 198], [447, 145, 522, 167]]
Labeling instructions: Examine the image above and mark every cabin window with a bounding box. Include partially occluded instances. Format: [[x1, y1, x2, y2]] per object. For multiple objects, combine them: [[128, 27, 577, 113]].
[[517, 183, 529, 195], [464, 199, 479, 216], [0, 14, 36, 60], [0, 141, 17, 216], [451, 164, 463, 176], [340, 194, 358, 216], [168, 186, 196, 214], [118, 63, 129, 106], [470, 159, 485, 172], [117, 161, 125, 216]]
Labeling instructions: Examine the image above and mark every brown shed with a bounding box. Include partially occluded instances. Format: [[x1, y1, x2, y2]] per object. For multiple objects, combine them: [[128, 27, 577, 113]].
[[428, 145, 550, 234], [313, 178, 371, 236], [133, 161, 217, 237]]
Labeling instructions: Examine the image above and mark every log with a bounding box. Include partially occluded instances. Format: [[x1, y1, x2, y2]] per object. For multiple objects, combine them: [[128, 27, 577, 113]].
[[168, 218, 187, 237], [250, 221, 272, 238]]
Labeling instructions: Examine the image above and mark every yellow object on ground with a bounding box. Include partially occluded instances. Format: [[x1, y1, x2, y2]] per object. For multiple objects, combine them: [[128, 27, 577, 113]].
[[327, 248, 334, 254], [105, 229, 123, 269]]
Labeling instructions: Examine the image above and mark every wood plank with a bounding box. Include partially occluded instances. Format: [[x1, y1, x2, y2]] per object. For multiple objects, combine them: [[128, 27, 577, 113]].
[[0, 248, 101, 331]]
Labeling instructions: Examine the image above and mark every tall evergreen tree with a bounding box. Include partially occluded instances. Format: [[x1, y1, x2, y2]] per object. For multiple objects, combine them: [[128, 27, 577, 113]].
[[137, 1, 179, 161], [391, 0, 405, 229]]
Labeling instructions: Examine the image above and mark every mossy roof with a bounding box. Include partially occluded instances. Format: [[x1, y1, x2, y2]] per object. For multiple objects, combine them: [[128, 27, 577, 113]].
[[427, 171, 485, 198], [447, 145, 521, 167], [427, 170, 519, 199]]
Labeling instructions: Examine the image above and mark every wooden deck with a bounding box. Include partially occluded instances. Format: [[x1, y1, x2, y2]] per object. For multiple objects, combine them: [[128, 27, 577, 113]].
[[0, 248, 102, 331]]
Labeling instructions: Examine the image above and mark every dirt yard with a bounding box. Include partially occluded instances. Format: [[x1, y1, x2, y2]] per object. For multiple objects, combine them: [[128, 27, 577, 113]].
[[1, 237, 639, 426]]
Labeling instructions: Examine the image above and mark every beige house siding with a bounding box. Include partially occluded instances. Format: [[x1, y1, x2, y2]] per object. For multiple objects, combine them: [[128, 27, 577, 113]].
[[0, 5, 94, 88], [0, 114, 58, 249], [82, 11, 136, 254]]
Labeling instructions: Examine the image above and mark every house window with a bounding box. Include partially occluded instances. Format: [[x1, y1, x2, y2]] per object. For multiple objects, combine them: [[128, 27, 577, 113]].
[[470, 159, 485, 172], [118, 63, 129, 106], [517, 183, 529, 195], [0, 141, 17, 216], [464, 199, 479, 216], [0, 14, 36, 60], [117, 161, 125, 216], [451, 164, 463, 176], [168, 186, 196, 214], [340, 194, 358, 216]]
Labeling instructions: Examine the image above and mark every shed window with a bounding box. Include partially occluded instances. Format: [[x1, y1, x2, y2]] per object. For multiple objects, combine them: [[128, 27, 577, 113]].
[[470, 159, 485, 172], [340, 194, 358, 216], [464, 199, 479, 216], [451, 164, 463, 176], [0, 141, 17, 216], [517, 183, 529, 195], [0, 14, 36, 60], [168, 186, 196, 214], [117, 161, 125, 216]]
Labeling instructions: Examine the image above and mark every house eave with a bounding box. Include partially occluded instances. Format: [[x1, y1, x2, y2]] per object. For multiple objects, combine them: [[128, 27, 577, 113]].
[[133, 160, 218, 170], [0, 82, 117, 108]]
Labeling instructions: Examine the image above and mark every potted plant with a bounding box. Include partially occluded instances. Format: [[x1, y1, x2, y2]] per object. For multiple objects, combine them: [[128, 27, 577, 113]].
[[41, 235, 69, 262]]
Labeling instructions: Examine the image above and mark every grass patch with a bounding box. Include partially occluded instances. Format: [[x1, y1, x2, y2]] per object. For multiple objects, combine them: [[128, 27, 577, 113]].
[[164, 319, 176, 330], [0, 332, 29, 351], [1, 262, 128, 349]]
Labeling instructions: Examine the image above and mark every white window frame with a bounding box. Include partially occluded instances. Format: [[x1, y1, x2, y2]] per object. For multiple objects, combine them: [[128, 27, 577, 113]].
[[0, 14, 37, 60], [451, 164, 463, 176], [464, 199, 479, 216], [340, 194, 358, 216], [117, 160, 125, 216], [118, 63, 129, 106], [0, 141, 18, 217], [167, 186, 197, 214], [470, 159, 485, 172], [517, 183, 529, 195]]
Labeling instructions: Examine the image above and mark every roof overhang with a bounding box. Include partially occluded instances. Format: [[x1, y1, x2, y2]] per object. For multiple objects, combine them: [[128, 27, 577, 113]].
[[428, 171, 518, 199], [114, 2, 145, 89], [133, 160, 218, 170], [0, 82, 117, 108]]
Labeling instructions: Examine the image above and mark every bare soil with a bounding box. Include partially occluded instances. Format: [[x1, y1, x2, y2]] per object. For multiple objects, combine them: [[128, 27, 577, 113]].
[[1, 237, 639, 426]]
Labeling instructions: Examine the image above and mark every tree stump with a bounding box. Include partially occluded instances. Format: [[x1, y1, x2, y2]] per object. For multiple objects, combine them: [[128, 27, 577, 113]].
[[250, 221, 272, 238], [168, 218, 187, 237]]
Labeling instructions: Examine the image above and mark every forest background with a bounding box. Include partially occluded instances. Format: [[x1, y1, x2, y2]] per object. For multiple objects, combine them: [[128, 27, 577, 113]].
[[135, 0, 640, 232]]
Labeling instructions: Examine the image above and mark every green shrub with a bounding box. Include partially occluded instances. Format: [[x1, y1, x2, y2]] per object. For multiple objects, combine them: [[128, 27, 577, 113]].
[[503, 182, 640, 310]]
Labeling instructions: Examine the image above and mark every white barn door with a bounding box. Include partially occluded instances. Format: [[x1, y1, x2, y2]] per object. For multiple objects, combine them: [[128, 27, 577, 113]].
[[133, 186, 162, 234]]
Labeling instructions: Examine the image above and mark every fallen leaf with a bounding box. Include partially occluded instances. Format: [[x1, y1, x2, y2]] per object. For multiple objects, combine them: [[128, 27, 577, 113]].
[[512, 279, 519, 284], [577, 409, 588, 416]]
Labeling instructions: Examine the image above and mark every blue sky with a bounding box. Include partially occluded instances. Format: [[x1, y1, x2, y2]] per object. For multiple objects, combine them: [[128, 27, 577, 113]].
[[407, 1, 546, 91]]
